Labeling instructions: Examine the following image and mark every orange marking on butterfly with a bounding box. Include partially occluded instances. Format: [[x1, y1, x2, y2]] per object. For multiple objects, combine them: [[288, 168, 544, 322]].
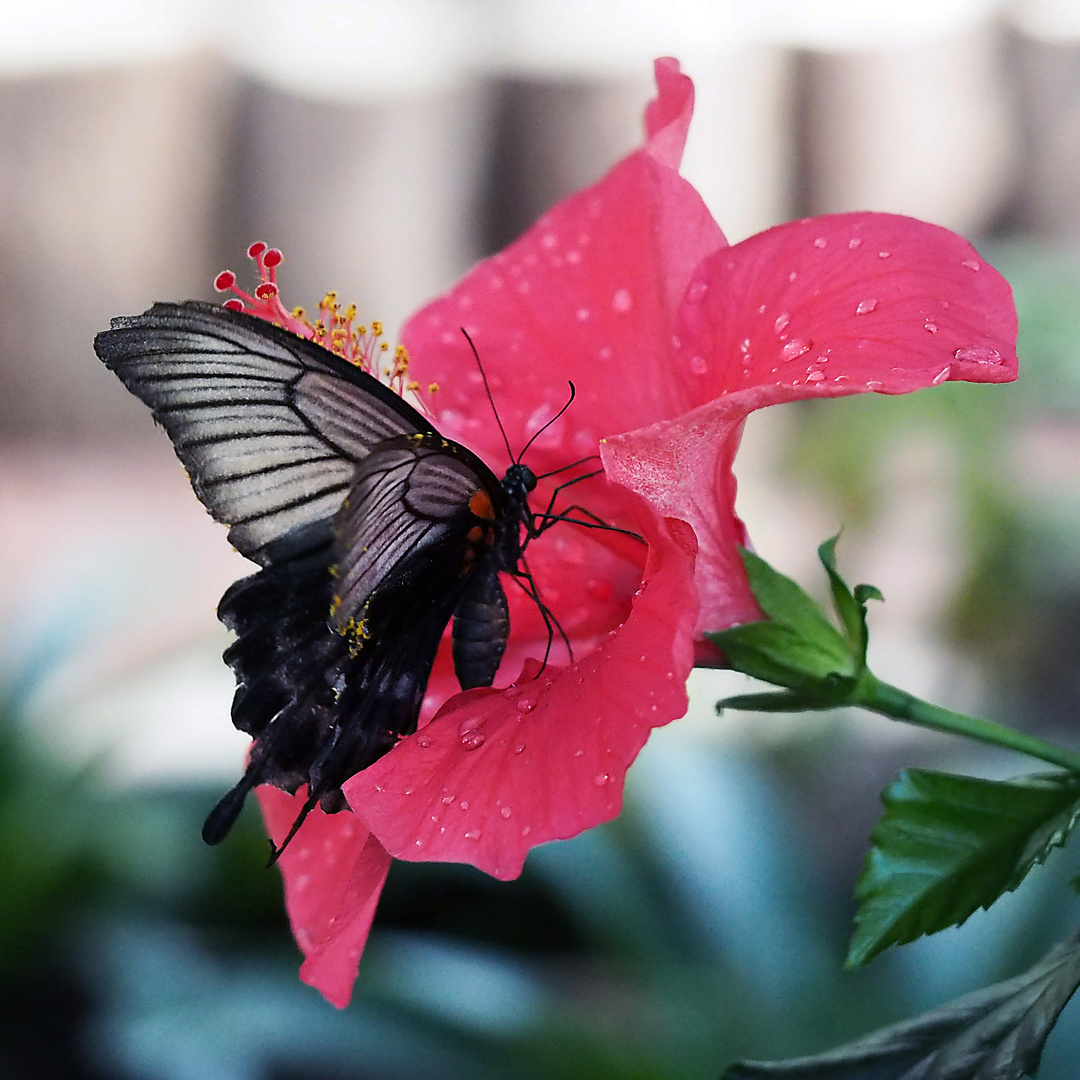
[[469, 489, 495, 520]]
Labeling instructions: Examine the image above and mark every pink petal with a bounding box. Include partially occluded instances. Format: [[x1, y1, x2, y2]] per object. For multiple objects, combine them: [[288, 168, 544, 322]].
[[601, 408, 759, 636], [257, 787, 391, 1008], [672, 212, 1017, 405], [402, 96, 724, 481], [644, 57, 694, 169], [604, 212, 1018, 637], [345, 507, 698, 881]]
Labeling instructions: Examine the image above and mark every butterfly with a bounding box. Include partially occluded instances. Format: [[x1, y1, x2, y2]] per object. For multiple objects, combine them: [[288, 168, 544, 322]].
[[95, 300, 607, 857]]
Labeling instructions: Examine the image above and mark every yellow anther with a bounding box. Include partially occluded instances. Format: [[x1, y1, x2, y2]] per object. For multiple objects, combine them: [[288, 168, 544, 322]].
[[428, 382, 440, 393], [343, 303, 357, 320], [371, 320, 383, 336], [380, 341, 389, 351]]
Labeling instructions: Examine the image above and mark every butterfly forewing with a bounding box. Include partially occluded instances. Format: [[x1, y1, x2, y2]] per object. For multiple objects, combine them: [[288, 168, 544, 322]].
[[331, 437, 501, 633], [95, 301, 433, 565]]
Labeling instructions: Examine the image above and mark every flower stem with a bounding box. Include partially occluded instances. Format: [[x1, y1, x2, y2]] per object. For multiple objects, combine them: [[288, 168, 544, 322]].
[[853, 672, 1080, 775]]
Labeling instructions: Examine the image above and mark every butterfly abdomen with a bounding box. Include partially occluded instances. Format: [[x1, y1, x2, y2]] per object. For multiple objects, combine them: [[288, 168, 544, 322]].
[[452, 569, 511, 690]]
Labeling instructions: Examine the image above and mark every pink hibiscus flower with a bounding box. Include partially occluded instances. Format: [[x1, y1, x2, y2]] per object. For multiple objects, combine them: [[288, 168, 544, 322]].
[[237, 58, 1016, 1007]]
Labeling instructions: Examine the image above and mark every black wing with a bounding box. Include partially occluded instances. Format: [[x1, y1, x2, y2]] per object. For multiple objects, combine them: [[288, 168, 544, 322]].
[[94, 301, 436, 566]]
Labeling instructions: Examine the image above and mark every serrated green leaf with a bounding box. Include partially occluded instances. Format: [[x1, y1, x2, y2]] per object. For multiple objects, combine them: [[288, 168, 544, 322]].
[[723, 926, 1080, 1080], [848, 770, 1080, 968], [708, 621, 854, 689], [739, 548, 851, 656]]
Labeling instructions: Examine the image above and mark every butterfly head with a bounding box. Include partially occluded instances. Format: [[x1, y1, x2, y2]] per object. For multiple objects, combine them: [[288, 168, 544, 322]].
[[501, 462, 537, 506]]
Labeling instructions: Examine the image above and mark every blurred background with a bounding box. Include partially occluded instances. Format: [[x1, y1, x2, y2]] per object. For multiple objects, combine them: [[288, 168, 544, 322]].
[[4, 0, 1080, 1076]]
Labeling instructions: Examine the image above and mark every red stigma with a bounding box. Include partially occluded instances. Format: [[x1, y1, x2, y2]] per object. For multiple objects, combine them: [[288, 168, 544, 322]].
[[247, 241, 267, 259], [263, 248, 283, 268], [214, 270, 236, 292], [255, 282, 279, 301], [223, 298, 244, 312]]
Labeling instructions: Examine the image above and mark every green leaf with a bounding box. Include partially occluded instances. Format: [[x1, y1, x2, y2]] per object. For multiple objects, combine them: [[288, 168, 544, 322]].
[[709, 621, 854, 689], [817, 536, 882, 664], [740, 548, 851, 655], [723, 926, 1080, 1080], [717, 690, 841, 714], [817, 535, 862, 653], [848, 770, 1080, 968]]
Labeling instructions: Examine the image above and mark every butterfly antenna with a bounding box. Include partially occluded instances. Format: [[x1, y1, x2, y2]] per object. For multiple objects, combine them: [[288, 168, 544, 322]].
[[461, 328, 515, 463], [519, 381, 577, 462]]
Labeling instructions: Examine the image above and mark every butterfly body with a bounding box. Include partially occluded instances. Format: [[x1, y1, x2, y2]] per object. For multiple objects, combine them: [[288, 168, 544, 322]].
[[95, 302, 538, 848]]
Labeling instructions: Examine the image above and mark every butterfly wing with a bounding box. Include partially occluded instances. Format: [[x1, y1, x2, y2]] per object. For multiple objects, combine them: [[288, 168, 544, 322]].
[[94, 300, 434, 565], [97, 300, 515, 849], [331, 435, 504, 641]]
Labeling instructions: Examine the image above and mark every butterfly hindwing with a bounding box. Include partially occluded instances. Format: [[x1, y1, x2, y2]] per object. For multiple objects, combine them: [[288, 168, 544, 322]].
[[94, 301, 435, 565]]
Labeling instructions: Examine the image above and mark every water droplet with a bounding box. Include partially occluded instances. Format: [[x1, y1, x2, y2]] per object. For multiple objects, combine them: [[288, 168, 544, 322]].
[[541, 232, 556, 249], [924, 322, 938, 334], [773, 311, 791, 334], [459, 800, 470, 811], [441, 795, 454, 805], [953, 345, 1001, 364], [296, 873, 311, 892], [878, 251, 890, 259], [962, 259, 980, 271], [598, 345, 613, 360], [457, 715, 483, 736], [522, 826, 531, 837], [573, 749, 585, 758], [788, 271, 797, 283], [757, 304, 766, 315], [806, 369, 826, 383], [576, 308, 590, 321], [500, 806, 512, 819], [516, 697, 536, 714], [513, 743, 526, 755], [593, 773, 610, 786], [866, 379, 883, 389], [464, 829, 482, 841], [460, 730, 486, 751], [685, 279, 709, 303], [848, 237, 862, 249], [781, 338, 813, 361], [855, 298, 878, 315], [689, 354, 708, 375], [813, 237, 827, 248], [414, 838, 424, 848], [671, 334, 681, 348], [566, 249, 581, 265], [739, 338, 751, 354], [612, 288, 632, 313], [932, 367, 950, 385], [416, 735, 432, 748]]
